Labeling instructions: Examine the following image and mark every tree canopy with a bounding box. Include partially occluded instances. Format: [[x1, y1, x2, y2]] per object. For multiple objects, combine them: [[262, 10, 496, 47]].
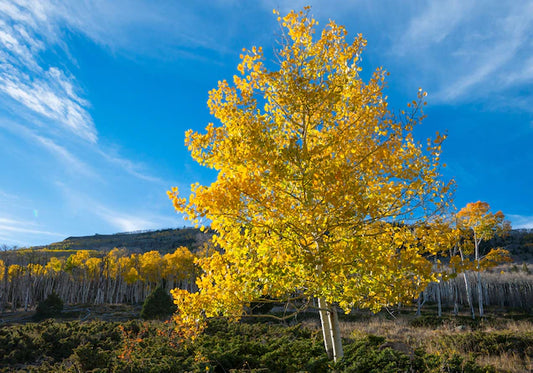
[[168, 7, 453, 360]]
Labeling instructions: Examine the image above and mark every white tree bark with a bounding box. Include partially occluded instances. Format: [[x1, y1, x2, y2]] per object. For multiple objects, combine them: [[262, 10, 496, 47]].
[[436, 281, 442, 317], [317, 298, 344, 362], [459, 248, 475, 319], [317, 297, 333, 360], [327, 304, 344, 362], [474, 233, 484, 317]]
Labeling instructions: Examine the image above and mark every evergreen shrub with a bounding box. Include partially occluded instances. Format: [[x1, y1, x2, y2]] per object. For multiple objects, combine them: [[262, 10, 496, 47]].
[[140, 285, 176, 320], [33, 292, 64, 320]]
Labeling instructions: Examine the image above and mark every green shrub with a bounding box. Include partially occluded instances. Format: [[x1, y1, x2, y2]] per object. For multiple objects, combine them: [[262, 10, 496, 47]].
[[33, 292, 64, 321], [72, 342, 113, 371], [140, 286, 176, 320], [0, 318, 517, 372]]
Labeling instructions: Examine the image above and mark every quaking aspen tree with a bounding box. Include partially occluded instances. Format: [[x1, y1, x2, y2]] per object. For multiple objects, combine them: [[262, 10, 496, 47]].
[[455, 201, 511, 317], [167, 7, 454, 362]]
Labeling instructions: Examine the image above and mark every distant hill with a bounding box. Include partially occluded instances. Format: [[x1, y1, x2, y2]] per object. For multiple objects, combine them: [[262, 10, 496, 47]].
[[32, 227, 212, 255]]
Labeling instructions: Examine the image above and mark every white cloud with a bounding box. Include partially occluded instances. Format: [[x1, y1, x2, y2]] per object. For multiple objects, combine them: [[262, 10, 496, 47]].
[[54, 183, 179, 235], [0, 119, 97, 178], [0, 189, 20, 202], [508, 214, 533, 229], [49, 1, 234, 58], [97, 148, 164, 184], [400, 0, 473, 49], [0, 0, 97, 142], [0, 216, 64, 247], [0, 0, 167, 184], [392, 0, 533, 106], [90, 203, 178, 233]]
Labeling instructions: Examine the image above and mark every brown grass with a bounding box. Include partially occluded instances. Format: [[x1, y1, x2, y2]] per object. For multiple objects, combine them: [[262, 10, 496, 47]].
[[303, 312, 533, 373]]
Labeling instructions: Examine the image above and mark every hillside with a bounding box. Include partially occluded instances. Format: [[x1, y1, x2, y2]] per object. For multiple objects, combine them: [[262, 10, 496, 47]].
[[38, 227, 533, 260], [35, 227, 212, 254], [3, 228, 531, 265]]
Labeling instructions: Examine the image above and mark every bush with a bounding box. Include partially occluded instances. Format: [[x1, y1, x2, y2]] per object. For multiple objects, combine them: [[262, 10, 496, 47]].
[[33, 292, 64, 321], [140, 286, 176, 320], [0, 318, 516, 372]]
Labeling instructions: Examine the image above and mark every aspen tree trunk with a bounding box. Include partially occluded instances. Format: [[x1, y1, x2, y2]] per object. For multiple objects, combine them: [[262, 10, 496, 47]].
[[463, 272, 475, 319], [1, 264, 8, 314], [449, 247, 459, 316], [453, 280, 459, 316], [474, 234, 484, 317], [433, 257, 442, 317], [318, 297, 333, 360], [328, 305, 344, 362], [416, 292, 424, 316], [436, 281, 442, 317], [459, 249, 475, 319], [477, 270, 484, 316], [317, 298, 343, 362]]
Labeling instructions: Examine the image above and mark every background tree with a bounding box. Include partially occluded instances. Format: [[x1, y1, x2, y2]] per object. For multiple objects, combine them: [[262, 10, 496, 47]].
[[141, 285, 177, 320], [33, 291, 63, 320], [455, 201, 511, 317], [168, 7, 453, 362]]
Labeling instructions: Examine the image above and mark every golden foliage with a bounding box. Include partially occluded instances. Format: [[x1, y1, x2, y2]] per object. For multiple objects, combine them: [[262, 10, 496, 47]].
[[454, 201, 512, 271], [168, 8, 453, 338]]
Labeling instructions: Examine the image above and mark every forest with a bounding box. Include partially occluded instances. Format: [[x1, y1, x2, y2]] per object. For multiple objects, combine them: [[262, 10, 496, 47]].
[[0, 229, 532, 314]]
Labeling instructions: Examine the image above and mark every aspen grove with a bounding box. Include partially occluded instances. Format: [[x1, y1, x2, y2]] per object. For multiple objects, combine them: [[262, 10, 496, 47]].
[[168, 8, 455, 362]]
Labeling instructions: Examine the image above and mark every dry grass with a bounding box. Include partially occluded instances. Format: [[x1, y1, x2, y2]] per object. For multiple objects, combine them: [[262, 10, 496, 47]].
[[477, 353, 532, 373], [303, 312, 533, 373]]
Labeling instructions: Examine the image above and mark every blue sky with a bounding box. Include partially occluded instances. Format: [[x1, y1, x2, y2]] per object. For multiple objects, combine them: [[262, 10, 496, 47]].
[[0, 0, 532, 247]]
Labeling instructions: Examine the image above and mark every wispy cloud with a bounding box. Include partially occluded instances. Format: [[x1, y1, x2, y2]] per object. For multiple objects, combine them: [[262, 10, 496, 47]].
[[392, 0, 533, 106], [508, 214, 533, 230], [0, 216, 65, 246], [97, 148, 164, 184], [0, 0, 97, 142], [0, 189, 20, 202], [0, 0, 168, 185], [0, 118, 97, 178], [90, 203, 178, 233], [54, 183, 179, 235], [0, 217, 63, 236], [399, 0, 473, 49]]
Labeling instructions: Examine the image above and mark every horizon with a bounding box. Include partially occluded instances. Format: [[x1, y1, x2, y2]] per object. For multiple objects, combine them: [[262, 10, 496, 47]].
[[1, 1, 532, 247]]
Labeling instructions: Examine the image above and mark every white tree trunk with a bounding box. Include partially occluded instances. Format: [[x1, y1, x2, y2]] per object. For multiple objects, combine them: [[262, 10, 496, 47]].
[[474, 236, 484, 317], [462, 272, 475, 319], [477, 270, 484, 317], [328, 304, 344, 362], [318, 297, 333, 360], [436, 281, 442, 317], [318, 298, 343, 362], [459, 248, 475, 319]]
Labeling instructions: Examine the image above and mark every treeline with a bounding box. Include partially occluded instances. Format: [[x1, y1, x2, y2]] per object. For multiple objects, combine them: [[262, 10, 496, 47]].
[[0, 247, 201, 313], [1, 247, 532, 316], [418, 269, 533, 313], [30, 227, 212, 255], [1, 228, 532, 315]]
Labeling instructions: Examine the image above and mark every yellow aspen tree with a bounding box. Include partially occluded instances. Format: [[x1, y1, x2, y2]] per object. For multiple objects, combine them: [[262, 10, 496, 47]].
[[8, 264, 23, 310], [44, 256, 64, 301], [456, 201, 511, 317], [104, 248, 127, 303], [139, 251, 164, 286], [45, 256, 64, 273], [163, 247, 196, 290], [168, 7, 452, 362]]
